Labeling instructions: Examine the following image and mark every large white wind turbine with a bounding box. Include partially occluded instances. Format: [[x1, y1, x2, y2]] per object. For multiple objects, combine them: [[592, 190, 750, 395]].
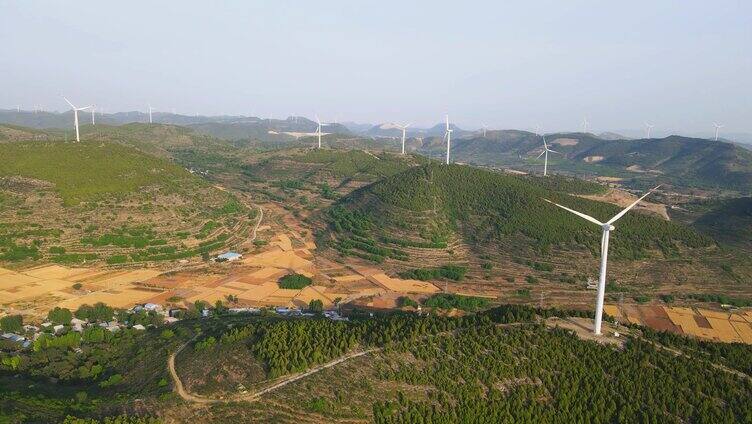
[[543, 185, 661, 335], [536, 132, 560, 177], [148, 104, 155, 124], [713, 122, 723, 141], [63, 97, 91, 142], [444, 114, 453, 165], [645, 122, 654, 138], [395, 123, 411, 155]]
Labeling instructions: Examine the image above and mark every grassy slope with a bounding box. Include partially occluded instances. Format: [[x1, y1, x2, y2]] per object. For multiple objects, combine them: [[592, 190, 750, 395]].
[[0, 141, 198, 205]]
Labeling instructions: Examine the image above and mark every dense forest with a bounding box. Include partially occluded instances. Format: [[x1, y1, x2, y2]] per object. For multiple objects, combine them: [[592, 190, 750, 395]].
[[2, 305, 751, 423]]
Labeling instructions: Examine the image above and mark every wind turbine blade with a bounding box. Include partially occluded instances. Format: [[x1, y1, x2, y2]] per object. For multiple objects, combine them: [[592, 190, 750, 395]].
[[63, 97, 75, 108], [547, 149, 561, 154], [536, 151, 546, 159], [405, 123, 411, 128], [445, 114, 449, 130], [78, 106, 92, 110], [543, 199, 604, 226], [606, 185, 661, 225]]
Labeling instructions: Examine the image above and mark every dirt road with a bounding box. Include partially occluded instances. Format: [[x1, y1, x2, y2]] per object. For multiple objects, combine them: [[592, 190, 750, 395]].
[[168, 340, 376, 404]]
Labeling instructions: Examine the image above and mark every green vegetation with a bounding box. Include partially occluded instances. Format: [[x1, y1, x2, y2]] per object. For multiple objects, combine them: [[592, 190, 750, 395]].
[[686, 293, 752, 307], [422, 293, 490, 311], [398, 264, 467, 281], [397, 297, 419, 308], [0, 315, 23, 332], [75, 303, 115, 322], [0, 141, 199, 205], [47, 307, 73, 325], [334, 164, 712, 259], [278, 273, 313, 289], [294, 149, 410, 179], [2, 305, 751, 423]]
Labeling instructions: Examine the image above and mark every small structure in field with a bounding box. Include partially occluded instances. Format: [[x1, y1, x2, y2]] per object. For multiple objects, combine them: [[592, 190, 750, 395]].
[[215, 252, 243, 262]]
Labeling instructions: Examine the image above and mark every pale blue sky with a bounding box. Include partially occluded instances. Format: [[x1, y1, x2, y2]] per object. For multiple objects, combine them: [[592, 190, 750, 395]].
[[2, 1, 750, 134]]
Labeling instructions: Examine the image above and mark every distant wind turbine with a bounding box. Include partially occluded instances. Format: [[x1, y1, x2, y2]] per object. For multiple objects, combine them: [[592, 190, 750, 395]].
[[315, 115, 329, 149], [395, 123, 411, 155], [481, 124, 488, 137], [713, 122, 723, 141], [536, 131, 561, 176], [444, 114, 453, 165], [645, 122, 654, 138], [148, 104, 155, 124], [543, 185, 661, 335], [91, 106, 96, 125], [63, 97, 91, 142], [582, 116, 589, 133]]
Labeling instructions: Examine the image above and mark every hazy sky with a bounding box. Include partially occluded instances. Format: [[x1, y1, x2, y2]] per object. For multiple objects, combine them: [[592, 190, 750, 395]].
[[2, 1, 750, 134]]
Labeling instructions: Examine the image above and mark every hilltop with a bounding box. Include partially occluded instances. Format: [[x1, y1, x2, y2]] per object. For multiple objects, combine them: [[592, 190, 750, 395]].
[[327, 163, 711, 260], [0, 141, 253, 266], [423, 132, 752, 193]]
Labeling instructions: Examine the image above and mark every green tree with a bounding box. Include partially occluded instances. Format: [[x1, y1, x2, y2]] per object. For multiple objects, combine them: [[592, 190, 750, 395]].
[[48, 307, 73, 325], [0, 314, 23, 332], [308, 299, 324, 313]]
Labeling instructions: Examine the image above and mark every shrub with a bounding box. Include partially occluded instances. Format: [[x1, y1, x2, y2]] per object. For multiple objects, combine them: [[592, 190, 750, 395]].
[[48, 307, 73, 325], [279, 273, 313, 289], [0, 315, 23, 333]]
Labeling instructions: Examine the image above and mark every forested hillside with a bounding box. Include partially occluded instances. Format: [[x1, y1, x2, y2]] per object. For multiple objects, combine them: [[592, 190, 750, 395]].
[[3, 307, 750, 423], [327, 164, 713, 262], [423, 131, 752, 193]]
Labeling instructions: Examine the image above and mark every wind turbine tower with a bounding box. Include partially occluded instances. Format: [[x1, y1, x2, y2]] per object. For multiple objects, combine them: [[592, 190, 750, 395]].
[[148, 104, 154, 124], [543, 185, 661, 335], [315, 115, 328, 149], [63, 97, 91, 142], [91, 107, 96, 125], [481, 124, 488, 137], [713, 122, 723, 141], [396, 123, 410, 155], [536, 130, 560, 176], [444, 114, 453, 165], [645, 122, 654, 138], [582, 117, 589, 133]]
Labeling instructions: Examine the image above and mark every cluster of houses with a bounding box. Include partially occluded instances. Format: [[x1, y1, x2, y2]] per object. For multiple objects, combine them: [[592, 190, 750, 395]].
[[1, 302, 349, 350]]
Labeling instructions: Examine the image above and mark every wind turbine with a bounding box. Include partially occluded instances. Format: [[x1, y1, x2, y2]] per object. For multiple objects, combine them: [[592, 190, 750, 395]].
[[63, 97, 91, 142], [536, 131, 561, 176], [481, 124, 488, 137], [713, 122, 723, 141], [444, 114, 453, 165], [645, 122, 654, 138], [543, 185, 661, 335], [91, 106, 96, 125], [582, 116, 589, 133], [315, 115, 329, 149], [395, 123, 410, 155], [148, 104, 154, 124]]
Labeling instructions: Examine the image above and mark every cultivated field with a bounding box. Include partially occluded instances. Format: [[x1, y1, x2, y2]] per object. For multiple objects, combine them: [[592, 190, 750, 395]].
[[606, 303, 752, 344]]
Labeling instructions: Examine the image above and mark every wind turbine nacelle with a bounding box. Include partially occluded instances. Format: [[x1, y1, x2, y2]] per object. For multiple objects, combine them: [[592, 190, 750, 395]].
[[602, 224, 615, 231]]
